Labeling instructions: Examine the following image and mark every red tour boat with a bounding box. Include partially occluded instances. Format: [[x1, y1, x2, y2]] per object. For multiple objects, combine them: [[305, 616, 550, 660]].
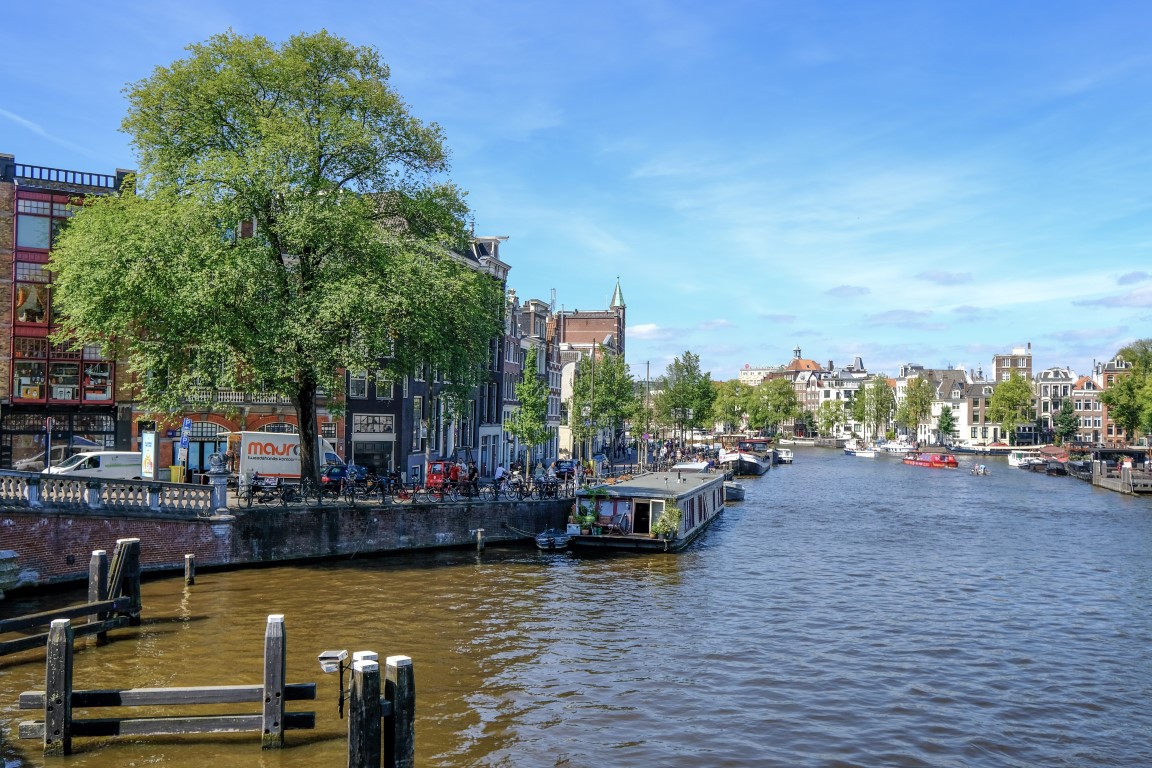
[[902, 452, 959, 469]]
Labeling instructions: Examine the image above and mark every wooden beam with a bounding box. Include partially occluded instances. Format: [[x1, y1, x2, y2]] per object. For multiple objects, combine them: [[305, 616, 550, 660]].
[[0, 616, 129, 657], [19, 683, 316, 709], [0, 597, 130, 634], [20, 711, 315, 739]]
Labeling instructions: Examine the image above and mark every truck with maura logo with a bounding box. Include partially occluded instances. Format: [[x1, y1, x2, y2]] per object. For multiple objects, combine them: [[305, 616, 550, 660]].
[[223, 431, 343, 480]]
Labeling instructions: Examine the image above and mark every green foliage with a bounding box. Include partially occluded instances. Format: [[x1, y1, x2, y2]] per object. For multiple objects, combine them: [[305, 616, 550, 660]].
[[815, 400, 843, 436], [507, 347, 551, 472], [712, 379, 750, 433], [987, 373, 1036, 445], [653, 351, 716, 433], [898, 377, 935, 429], [1053, 399, 1080, 445], [49, 30, 502, 481], [1101, 340, 1152, 441], [651, 502, 682, 537], [745, 377, 800, 434], [936, 405, 957, 443], [855, 377, 896, 439], [570, 346, 637, 448]]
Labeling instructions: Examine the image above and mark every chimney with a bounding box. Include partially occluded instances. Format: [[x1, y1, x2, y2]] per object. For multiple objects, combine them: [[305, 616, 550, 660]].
[[828, 360, 834, 371]]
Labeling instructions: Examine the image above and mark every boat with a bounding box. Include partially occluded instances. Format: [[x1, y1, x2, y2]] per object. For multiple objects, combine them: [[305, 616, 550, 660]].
[[902, 452, 959, 469], [877, 437, 915, 455], [1007, 449, 1043, 468], [971, 463, 990, 475], [570, 471, 726, 553], [724, 480, 746, 501], [776, 448, 793, 464], [844, 439, 877, 458], [718, 437, 773, 475], [534, 527, 571, 551]]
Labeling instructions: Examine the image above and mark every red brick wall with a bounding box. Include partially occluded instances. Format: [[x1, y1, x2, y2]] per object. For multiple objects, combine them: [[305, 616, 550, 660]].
[[2, 499, 570, 589]]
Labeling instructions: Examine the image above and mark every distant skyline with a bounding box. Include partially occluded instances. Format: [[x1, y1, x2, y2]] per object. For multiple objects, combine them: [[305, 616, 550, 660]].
[[4, 2, 1150, 380]]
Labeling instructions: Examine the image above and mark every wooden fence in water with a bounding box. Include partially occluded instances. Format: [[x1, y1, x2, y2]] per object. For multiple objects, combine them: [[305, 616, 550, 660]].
[[0, 538, 142, 656]]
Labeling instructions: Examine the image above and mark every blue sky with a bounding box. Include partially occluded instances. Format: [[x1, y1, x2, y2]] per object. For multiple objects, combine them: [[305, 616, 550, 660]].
[[4, 2, 1151, 381]]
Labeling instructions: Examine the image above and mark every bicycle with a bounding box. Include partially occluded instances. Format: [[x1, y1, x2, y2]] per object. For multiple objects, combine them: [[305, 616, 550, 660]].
[[241, 474, 288, 507], [417, 482, 457, 504]]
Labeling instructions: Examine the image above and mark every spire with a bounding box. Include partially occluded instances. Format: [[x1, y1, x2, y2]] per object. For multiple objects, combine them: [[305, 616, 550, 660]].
[[610, 276, 625, 309]]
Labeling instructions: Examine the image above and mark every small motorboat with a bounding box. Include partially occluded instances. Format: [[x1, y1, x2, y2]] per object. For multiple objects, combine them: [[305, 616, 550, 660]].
[[535, 527, 571, 551], [971, 464, 990, 475], [724, 480, 746, 501]]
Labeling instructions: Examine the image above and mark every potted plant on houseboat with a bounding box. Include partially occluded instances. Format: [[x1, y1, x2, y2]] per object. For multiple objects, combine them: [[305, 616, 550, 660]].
[[650, 501, 682, 540]]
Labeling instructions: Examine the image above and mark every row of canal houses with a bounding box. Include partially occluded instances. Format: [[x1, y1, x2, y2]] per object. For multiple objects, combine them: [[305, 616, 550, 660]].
[[741, 343, 1135, 448], [0, 153, 625, 481]]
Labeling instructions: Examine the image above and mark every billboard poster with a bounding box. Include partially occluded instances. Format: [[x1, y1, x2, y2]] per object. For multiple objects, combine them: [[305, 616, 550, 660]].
[[141, 431, 156, 479]]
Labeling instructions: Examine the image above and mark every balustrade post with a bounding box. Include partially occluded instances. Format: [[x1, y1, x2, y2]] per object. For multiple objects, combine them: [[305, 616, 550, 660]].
[[148, 484, 162, 512], [25, 475, 42, 508], [85, 480, 103, 510]]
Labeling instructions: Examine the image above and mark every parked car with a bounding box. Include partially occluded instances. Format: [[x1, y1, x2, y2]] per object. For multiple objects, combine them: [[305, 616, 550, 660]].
[[320, 463, 368, 487], [554, 459, 578, 479]]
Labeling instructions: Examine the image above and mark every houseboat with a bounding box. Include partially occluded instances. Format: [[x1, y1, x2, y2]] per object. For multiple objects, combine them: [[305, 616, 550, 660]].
[[719, 437, 773, 475], [1007, 449, 1043, 468], [902, 452, 960, 469], [571, 471, 727, 553]]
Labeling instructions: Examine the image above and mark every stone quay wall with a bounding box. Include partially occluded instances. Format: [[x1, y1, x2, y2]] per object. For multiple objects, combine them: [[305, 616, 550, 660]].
[[1, 499, 571, 592]]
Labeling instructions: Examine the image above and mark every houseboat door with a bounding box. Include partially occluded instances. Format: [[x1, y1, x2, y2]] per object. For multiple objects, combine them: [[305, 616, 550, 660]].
[[633, 500, 651, 535]]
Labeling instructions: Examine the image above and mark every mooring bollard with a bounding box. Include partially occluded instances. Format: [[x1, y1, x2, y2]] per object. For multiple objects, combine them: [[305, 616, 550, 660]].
[[348, 657, 382, 768], [87, 549, 109, 644], [384, 655, 415, 768], [262, 614, 286, 749], [476, 528, 485, 553], [44, 619, 74, 756], [184, 554, 195, 586]]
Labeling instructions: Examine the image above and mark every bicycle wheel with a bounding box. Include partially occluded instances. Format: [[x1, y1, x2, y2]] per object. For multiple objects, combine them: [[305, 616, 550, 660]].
[[479, 485, 495, 502], [281, 484, 300, 504]]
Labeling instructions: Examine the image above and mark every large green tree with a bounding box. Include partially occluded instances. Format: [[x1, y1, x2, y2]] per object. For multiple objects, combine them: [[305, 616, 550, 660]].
[[987, 372, 1036, 445], [711, 379, 750, 433], [653, 351, 715, 442], [1100, 339, 1152, 441], [815, 399, 843, 437], [50, 31, 502, 482], [896, 377, 935, 436], [570, 346, 637, 457], [745, 377, 800, 435], [852, 377, 896, 439], [506, 346, 551, 473], [1053, 399, 1080, 445], [936, 405, 957, 445]]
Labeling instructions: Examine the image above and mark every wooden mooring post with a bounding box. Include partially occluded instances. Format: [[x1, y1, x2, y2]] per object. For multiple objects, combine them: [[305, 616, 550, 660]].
[[18, 614, 316, 755], [0, 538, 141, 657], [184, 554, 196, 586], [384, 655, 415, 768], [345, 652, 415, 768], [476, 528, 486, 553]]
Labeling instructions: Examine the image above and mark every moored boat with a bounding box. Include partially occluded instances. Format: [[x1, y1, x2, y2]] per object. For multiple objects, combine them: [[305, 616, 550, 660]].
[[1007, 449, 1042, 468], [571, 471, 726, 553], [776, 448, 794, 464], [719, 437, 773, 475], [724, 480, 746, 501], [903, 452, 959, 469], [534, 527, 571, 551], [844, 439, 877, 458]]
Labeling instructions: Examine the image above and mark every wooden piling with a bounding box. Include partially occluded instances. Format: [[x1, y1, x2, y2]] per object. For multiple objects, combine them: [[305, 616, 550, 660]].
[[261, 614, 285, 749], [44, 619, 74, 756], [348, 658, 382, 768], [87, 550, 109, 644], [184, 554, 195, 586], [384, 655, 415, 768], [476, 528, 486, 553]]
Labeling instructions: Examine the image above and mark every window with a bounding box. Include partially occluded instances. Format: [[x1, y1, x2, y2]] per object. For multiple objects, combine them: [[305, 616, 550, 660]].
[[15, 283, 48, 325], [349, 371, 368, 398], [320, 422, 337, 440], [412, 396, 423, 450], [375, 371, 393, 400], [13, 360, 46, 400]]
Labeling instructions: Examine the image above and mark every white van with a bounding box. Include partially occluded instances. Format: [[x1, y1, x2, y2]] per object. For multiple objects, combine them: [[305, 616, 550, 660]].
[[42, 451, 143, 480]]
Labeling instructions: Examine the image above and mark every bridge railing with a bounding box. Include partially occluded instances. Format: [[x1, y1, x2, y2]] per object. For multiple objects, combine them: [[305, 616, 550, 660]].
[[0, 470, 215, 517]]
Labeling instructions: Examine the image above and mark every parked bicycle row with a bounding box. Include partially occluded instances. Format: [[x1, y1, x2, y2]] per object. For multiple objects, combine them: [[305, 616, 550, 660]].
[[236, 470, 582, 508]]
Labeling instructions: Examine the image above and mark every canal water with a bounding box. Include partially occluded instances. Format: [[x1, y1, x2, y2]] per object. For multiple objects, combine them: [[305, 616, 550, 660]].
[[3, 446, 1152, 767]]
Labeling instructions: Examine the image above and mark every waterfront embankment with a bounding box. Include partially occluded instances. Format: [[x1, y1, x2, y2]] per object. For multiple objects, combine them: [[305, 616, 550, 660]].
[[0, 498, 569, 592]]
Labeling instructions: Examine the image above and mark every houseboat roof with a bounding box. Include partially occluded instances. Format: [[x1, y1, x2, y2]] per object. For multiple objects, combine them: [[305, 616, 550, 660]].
[[577, 471, 726, 501]]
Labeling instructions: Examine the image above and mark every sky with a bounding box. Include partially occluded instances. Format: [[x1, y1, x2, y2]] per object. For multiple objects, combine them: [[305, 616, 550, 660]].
[[4, 1, 1151, 382]]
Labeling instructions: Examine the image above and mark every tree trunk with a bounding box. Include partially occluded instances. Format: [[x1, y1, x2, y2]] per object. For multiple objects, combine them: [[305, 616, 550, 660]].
[[291, 378, 321, 484]]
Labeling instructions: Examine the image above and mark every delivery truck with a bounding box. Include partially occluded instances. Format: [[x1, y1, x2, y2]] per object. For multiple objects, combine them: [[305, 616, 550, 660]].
[[224, 431, 343, 480]]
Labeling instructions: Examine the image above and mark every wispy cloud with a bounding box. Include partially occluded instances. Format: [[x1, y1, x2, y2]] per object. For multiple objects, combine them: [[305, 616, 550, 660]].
[[0, 108, 95, 157], [827, 285, 870, 298], [865, 310, 946, 331], [1074, 287, 1152, 308], [917, 270, 972, 286], [1118, 271, 1151, 286], [629, 323, 679, 341], [1046, 326, 1127, 342], [698, 319, 732, 331]]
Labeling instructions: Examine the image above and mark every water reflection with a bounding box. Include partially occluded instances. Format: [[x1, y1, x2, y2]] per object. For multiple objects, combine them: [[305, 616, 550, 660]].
[[3, 447, 1152, 766]]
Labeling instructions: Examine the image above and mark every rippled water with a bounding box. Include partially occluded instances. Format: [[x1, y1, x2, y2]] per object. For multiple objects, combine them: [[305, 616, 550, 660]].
[[4, 446, 1152, 767]]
